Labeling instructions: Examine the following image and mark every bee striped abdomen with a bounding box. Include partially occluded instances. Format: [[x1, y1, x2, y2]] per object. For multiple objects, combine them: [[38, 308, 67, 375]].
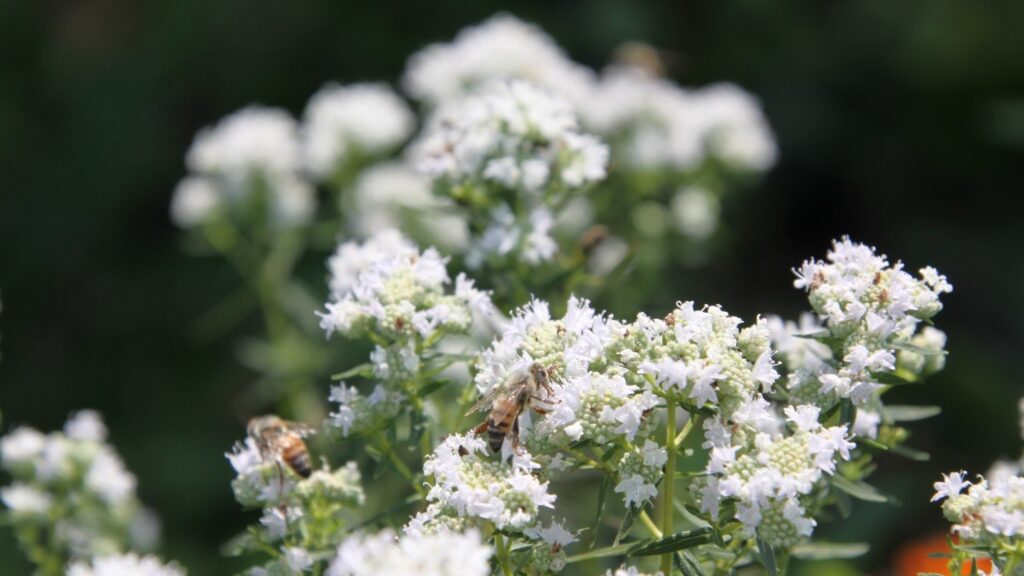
[[487, 412, 515, 452], [282, 440, 312, 478]]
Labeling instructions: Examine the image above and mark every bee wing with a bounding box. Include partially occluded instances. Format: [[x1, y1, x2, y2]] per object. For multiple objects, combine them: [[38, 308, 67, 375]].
[[281, 420, 316, 438], [466, 387, 501, 416], [491, 389, 526, 424]]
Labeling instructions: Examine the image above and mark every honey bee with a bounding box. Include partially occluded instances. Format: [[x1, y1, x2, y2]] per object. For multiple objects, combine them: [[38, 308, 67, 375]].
[[247, 415, 314, 479], [468, 363, 554, 452]]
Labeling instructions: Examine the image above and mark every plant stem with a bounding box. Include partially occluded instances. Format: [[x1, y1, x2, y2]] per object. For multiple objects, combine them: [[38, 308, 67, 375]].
[[494, 533, 514, 576], [661, 398, 678, 575], [639, 510, 663, 538], [674, 414, 700, 449]]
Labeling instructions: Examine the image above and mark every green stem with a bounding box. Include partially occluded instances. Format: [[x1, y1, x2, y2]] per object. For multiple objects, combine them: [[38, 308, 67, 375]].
[[639, 510, 663, 538], [674, 414, 700, 449], [661, 398, 677, 575], [379, 438, 424, 497], [495, 533, 514, 576]]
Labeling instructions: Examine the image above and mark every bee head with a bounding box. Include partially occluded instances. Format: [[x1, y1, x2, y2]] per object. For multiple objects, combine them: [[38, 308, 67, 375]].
[[247, 415, 282, 439]]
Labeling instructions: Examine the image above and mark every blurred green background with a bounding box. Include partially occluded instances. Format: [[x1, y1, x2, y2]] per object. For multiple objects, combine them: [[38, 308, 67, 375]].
[[1, 0, 1023, 574]]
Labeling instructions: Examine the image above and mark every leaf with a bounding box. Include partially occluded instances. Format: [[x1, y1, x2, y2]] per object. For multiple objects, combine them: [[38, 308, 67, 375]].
[[790, 541, 869, 560], [331, 363, 372, 380], [676, 551, 708, 576], [888, 444, 931, 461], [857, 437, 889, 452], [883, 405, 942, 422], [627, 527, 713, 556], [793, 331, 846, 351], [613, 505, 641, 546], [417, 379, 449, 397], [566, 542, 638, 564], [757, 536, 778, 576], [832, 475, 891, 503], [590, 475, 612, 549], [890, 340, 947, 356], [872, 372, 920, 386], [220, 529, 259, 557]]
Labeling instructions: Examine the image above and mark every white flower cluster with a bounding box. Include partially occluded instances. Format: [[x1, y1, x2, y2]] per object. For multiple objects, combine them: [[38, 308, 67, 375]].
[[226, 432, 365, 575], [935, 470, 1024, 541], [327, 528, 491, 576], [68, 554, 184, 576], [702, 405, 855, 547], [782, 237, 952, 406], [172, 107, 314, 228], [326, 382, 404, 437], [410, 434, 556, 533], [614, 440, 668, 508], [631, 303, 780, 415], [584, 66, 777, 172], [317, 230, 493, 340], [402, 13, 595, 108], [225, 438, 364, 510], [302, 83, 415, 179], [1, 411, 144, 558], [414, 80, 607, 194], [412, 80, 607, 268], [472, 297, 784, 512]]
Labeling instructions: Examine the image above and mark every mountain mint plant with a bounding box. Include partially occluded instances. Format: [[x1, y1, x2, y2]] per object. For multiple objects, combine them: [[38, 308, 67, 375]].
[[2, 11, 972, 576]]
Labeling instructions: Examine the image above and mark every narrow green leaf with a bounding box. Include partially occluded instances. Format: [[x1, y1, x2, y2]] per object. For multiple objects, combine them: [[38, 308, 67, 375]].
[[331, 363, 372, 380], [566, 542, 638, 564], [836, 490, 852, 518], [627, 527, 713, 556], [590, 475, 612, 549], [872, 372, 920, 386], [757, 536, 778, 576], [613, 505, 641, 546], [857, 437, 889, 451], [890, 340, 947, 356], [417, 379, 449, 397], [790, 541, 869, 560], [832, 475, 890, 503], [888, 444, 931, 461], [676, 550, 708, 576], [883, 405, 942, 422]]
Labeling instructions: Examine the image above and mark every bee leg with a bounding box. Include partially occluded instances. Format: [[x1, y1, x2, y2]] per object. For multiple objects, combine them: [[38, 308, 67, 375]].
[[511, 417, 521, 452], [472, 420, 488, 436], [275, 459, 287, 504], [529, 395, 551, 415]]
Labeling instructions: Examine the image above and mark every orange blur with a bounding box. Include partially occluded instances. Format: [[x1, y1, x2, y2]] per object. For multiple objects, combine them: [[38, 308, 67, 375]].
[[894, 531, 992, 575]]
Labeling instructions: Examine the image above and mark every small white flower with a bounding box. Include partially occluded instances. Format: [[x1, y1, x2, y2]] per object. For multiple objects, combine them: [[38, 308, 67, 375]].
[[614, 473, 658, 508], [932, 470, 971, 502], [784, 405, 821, 432]]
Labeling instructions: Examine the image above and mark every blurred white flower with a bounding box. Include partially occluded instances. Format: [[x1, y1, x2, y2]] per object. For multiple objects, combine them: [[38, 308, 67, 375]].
[[671, 186, 720, 240], [328, 528, 491, 576], [68, 554, 185, 576], [346, 162, 468, 252], [402, 13, 594, 108], [302, 83, 414, 178]]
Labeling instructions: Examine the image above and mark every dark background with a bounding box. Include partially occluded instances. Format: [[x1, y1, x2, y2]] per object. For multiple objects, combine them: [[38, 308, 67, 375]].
[[1, 1, 1023, 573]]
